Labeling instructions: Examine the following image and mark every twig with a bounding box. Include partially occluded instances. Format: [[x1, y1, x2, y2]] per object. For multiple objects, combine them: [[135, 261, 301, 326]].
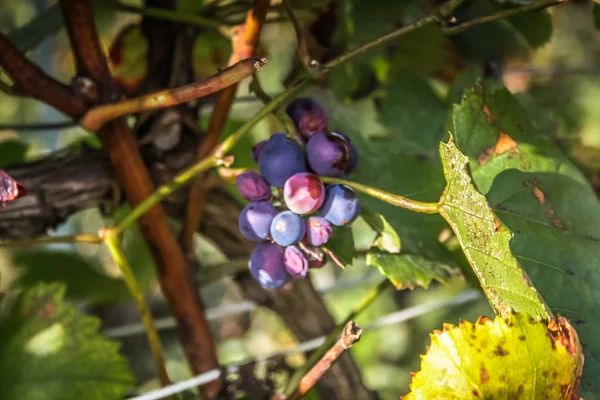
[[59, 1, 221, 397], [0, 234, 102, 248], [442, 0, 569, 35], [180, 0, 271, 255], [286, 322, 363, 400], [281, 0, 312, 68], [0, 121, 77, 132], [102, 228, 171, 388], [0, 33, 87, 118], [320, 176, 440, 214], [80, 58, 267, 131]]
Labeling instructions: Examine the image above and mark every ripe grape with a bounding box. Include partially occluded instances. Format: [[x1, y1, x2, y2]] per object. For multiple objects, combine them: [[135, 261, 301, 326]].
[[283, 246, 309, 278], [286, 98, 328, 138], [305, 132, 352, 178], [304, 216, 332, 246], [320, 184, 361, 226], [251, 140, 268, 162], [283, 173, 325, 215], [238, 201, 277, 241], [259, 133, 307, 187], [236, 171, 271, 202], [249, 243, 290, 288], [270, 210, 306, 246], [339, 133, 359, 174]]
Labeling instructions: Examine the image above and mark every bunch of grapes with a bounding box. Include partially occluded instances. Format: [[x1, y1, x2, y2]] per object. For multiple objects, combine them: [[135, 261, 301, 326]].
[[236, 98, 361, 289]]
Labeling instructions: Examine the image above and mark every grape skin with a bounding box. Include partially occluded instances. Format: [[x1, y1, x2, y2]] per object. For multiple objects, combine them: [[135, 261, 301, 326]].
[[270, 210, 306, 246], [236, 171, 271, 201], [283, 246, 309, 277], [238, 201, 277, 241], [304, 216, 332, 246], [305, 132, 352, 178], [320, 184, 361, 226], [259, 134, 307, 187], [286, 98, 328, 138], [283, 173, 325, 215], [249, 243, 290, 288]]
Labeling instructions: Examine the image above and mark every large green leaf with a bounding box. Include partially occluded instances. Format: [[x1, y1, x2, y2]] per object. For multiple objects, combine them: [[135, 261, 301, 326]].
[[438, 139, 550, 320], [0, 283, 134, 399], [404, 313, 583, 399], [452, 86, 600, 397]]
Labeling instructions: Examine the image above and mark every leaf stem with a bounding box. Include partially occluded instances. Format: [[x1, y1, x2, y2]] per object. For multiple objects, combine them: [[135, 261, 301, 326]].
[[0, 234, 102, 248], [102, 228, 171, 388], [320, 177, 440, 214]]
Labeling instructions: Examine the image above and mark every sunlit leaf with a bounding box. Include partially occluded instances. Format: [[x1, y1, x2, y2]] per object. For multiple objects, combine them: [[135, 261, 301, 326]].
[[361, 206, 400, 254], [404, 313, 583, 399], [0, 283, 134, 399]]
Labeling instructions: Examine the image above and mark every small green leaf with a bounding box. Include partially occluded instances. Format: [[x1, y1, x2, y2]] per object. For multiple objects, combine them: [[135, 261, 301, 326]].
[[7, 4, 63, 52], [0, 140, 29, 168], [324, 226, 356, 269], [367, 252, 455, 290], [404, 313, 583, 399], [361, 206, 401, 253], [438, 139, 551, 320], [13, 250, 130, 305], [0, 283, 135, 399]]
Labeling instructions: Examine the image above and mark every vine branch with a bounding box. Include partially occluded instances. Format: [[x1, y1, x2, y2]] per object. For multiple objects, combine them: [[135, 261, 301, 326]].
[[0, 234, 102, 248]]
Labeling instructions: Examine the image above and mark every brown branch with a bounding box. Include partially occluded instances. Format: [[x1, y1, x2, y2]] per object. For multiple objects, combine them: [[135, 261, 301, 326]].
[[0, 34, 87, 118], [80, 57, 266, 131], [285, 321, 363, 400], [58, 0, 220, 397], [179, 0, 271, 255]]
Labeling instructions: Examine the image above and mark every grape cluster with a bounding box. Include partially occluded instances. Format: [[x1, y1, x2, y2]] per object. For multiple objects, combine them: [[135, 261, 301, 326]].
[[236, 98, 361, 289]]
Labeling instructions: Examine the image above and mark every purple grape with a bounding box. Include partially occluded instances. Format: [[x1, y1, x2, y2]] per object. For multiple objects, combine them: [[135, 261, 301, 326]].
[[238, 201, 277, 241], [305, 132, 352, 178], [249, 243, 290, 288], [251, 140, 268, 162], [320, 184, 360, 226], [270, 210, 306, 246], [286, 98, 328, 138], [339, 133, 359, 174], [298, 243, 327, 269], [304, 216, 332, 246], [259, 133, 307, 187], [283, 173, 325, 215], [283, 246, 309, 278], [236, 171, 271, 201]]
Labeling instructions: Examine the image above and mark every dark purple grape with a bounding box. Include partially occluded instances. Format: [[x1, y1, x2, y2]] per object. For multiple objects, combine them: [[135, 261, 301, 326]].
[[283, 173, 325, 215], [259, 134, 307, 187], [251, 140, 268, 162], [304, 216, 332, 246], [249, 243, 290, 288], [305, 132, 352, 178], [236, 171, 271, 201], [320, 184, 360, 226], [270, 210, 306, 246], [286, 98, 328, 138], [283, 246, 309, 278], [339, 133, 359, 174], [238, 201, 277, 241]]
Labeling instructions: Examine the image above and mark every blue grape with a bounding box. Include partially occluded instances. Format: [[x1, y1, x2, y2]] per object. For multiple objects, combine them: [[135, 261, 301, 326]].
[[270, 210, 306, 246], [283, 246, 309, 278], [305, 132, 352, 178], [238, 201, 277, 241], [259, 133, 307, 187], [283, 173, 325, 215], [304, 216, 332, 246], [249, 243, 290, 288], [236, 171, 271, 202], [320, 184, 360, 226], [286, 98, 328, 139]]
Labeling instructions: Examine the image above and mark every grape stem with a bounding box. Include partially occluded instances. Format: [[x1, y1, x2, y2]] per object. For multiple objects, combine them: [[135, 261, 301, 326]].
[[320, 176, 440, 214], [0, 233, 102, 248], [102, 228, 171, 389]]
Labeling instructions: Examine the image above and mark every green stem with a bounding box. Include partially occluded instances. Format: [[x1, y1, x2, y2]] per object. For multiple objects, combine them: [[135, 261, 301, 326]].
[[0, 234, 102, 248], [103, 228, 171, 388], [321, 176, 440, 214], [283, 279, 389, 397]]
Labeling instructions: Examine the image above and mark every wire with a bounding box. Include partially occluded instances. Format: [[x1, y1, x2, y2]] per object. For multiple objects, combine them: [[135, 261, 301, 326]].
[[127, 289, 481, 400]]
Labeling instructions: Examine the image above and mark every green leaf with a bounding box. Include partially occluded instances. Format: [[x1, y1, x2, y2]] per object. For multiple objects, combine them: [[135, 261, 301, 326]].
[[13, 250, 130, 305], [505, 9, 553, 49], [361, 206, 401, 253], [0, 283, 135, 399], [7, 4, 63, 52], [390, 24, 452, 77], [0, 140, 29, 168], [367, 252, 455, 290], [595, 4, 600, 30], [404, 313, 583, 399], [438, 139, 551, 320], [324, 225, 356, 269], [451, 85, 600, 398]]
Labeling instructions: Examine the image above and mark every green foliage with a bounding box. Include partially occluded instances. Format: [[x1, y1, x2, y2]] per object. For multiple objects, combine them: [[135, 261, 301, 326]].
[[404, 313, 583, 399], [0, 140, 28, 168], [367, 252, 454, 290], [0, 283, 135, 399], [361, 206, 401, 254], [325, 225, 357, 268], [452, 85, 600, 397], [7, 3, 63, 52]]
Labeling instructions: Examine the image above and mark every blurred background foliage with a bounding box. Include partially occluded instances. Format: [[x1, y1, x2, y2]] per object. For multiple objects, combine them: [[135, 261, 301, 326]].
[[0, 0, 599, 399]]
